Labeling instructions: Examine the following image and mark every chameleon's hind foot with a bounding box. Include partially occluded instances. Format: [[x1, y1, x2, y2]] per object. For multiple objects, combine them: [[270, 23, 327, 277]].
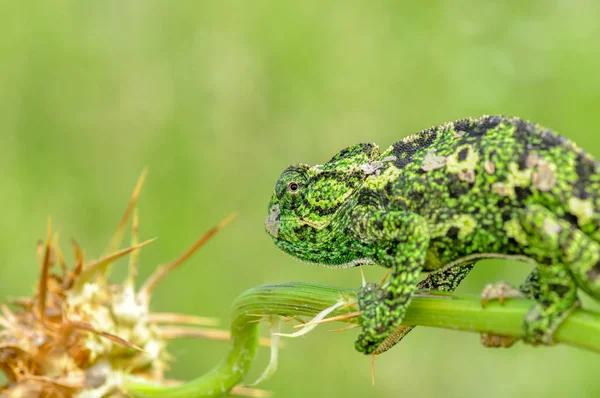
[[480, 333, 518, 348], [480, 281, 524, 348], [480, 280, 579, 347], [481, 281, 524, 307]]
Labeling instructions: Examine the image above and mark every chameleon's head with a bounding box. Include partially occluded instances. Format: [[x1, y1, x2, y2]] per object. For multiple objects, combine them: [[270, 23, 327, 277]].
[[265, 143, 380, 260]]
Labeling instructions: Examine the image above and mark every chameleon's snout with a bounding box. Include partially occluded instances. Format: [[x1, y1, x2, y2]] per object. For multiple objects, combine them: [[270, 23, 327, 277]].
[[265, 204, 280, 238]]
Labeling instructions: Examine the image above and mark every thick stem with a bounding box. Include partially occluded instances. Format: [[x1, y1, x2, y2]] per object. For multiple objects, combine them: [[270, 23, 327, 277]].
[[125, 282, 600, 397]]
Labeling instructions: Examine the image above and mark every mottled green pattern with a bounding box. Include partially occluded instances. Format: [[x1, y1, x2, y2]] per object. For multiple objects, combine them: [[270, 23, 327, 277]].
[[266, 116, 600, 354], [362, 263, 474, 354]]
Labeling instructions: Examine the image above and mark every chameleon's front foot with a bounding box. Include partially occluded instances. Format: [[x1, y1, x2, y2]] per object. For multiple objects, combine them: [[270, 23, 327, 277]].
[[356, 283, 404, 354]]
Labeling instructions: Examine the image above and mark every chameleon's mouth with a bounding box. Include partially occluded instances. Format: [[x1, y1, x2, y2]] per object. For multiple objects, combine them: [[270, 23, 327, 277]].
[[265, 204, 280, 238]]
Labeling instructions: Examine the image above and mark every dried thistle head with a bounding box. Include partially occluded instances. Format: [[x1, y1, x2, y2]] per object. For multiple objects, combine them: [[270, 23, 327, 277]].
[[0, 171, 261, 397]]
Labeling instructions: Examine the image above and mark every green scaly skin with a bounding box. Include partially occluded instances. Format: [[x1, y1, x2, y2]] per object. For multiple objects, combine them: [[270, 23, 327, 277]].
[[265, 115, 600, 355]]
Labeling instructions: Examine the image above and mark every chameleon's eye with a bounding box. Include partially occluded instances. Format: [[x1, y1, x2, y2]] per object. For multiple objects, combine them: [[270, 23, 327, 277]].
[[287, 182, 300, 193]]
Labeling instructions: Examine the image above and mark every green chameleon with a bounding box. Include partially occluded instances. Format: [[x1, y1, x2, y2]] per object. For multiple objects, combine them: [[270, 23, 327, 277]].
[[265, 115, 600, 355]]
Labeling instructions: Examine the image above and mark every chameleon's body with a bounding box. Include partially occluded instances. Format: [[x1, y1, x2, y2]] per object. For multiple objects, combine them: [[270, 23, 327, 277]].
[[265, 115, 600, 354]]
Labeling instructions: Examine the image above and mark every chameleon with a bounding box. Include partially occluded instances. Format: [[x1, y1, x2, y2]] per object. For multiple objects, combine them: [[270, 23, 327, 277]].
[[264, 115, 600, 355]]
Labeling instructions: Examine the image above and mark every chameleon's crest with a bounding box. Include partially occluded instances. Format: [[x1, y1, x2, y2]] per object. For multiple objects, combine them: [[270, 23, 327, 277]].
[[319, 143, 380, 172]]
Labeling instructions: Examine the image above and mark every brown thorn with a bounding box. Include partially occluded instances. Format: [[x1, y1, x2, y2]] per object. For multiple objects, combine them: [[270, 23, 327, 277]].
[[0, 317, 11, 329], [379, 269, 392, 287], [148, 313, 219, 327], [106, 169, 148, 256], [23, 374, 83, 390], [338, 301, 359, 311], [155, 378, 182, 387], [282, 316, 306, 325], [75, 238, 157, 289], [127, 207, 141, 285], [328, 324, 360, 333], [0, 343, 30, 353], [291, 311, 361, 328], [37, 218, 52, 322], [52, 234, 68, 277], [160, 326, 272, 347], [36, 240, 44, 265], [360, 265, 366, 286], [231, 385, 273, 397], [340, 292, 354, 300], [138, 212, 238, 300], [68, 321, 144, 352], [63, 240, 84, 289], [160, 326, 231, 341], [1, 305, 16, 324], [7, 297, 33, 308], [371, 354, 376, 386]]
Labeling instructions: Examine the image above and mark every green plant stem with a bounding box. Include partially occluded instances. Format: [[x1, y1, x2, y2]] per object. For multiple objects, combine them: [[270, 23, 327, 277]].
[[125, 282, 600, 397]]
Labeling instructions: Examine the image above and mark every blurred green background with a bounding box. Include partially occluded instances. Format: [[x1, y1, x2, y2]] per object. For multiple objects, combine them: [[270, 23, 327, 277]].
[[1, 1, 600, 397]]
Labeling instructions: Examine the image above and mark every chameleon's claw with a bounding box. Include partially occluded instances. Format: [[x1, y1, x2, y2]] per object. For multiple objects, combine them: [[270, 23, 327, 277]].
[[480, 281, 525, 348], [480, 281, 524, 308], [378, 269, 392, 288], [480, 333, 518, 348]]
